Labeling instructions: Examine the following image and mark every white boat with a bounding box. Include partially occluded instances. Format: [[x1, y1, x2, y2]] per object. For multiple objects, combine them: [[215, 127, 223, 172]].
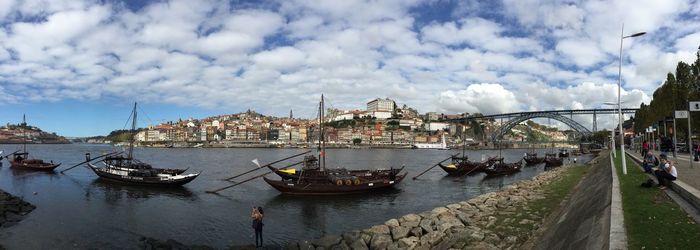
[[412, 134, 449, 150]]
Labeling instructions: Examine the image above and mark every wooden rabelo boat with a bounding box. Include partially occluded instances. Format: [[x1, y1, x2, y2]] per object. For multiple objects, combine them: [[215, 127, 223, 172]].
[[8, 152, 61, 171], [544, 153, 563, 168], [86, 103, 200, 186], [558, 149, 570, 158], [437, 155, 499, 176], [263, 95, 407, 195], [523, 153, 544, 165], [4, 115, 60, 171], [269, 155, 404, 182], [483, 159, 522, 177]]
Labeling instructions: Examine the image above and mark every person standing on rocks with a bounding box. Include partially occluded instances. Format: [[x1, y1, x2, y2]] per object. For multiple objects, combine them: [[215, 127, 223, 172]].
[[251, 206, 264, 248]]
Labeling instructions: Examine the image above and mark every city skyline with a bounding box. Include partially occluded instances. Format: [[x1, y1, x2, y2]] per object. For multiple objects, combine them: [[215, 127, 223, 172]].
[[2, 0, 700, 136]]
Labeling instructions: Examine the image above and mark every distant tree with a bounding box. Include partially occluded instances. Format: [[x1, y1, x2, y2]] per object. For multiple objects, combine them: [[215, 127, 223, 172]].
[[353, 138, 362, 144]]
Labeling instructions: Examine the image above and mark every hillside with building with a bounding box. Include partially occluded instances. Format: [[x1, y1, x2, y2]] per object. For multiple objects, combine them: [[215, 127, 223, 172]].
[[89, 98, 573, 148], [0, 122, 70, 144]]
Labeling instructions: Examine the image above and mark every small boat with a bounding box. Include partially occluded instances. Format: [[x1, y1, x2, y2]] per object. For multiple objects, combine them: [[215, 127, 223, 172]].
[[438, 155, 497, 176], [86, 103, 199, 186], [484, 159, 522, 177], [9, 152, 61, 171], [263, 95, 405, 195], [558, 149, 570, 158], [544, 153, 563, 167], [5, 115, 60, 171], [523, 153, 544, 165]]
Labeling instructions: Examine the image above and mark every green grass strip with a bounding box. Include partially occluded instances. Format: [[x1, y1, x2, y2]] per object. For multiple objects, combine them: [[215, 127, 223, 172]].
[[613, 150, 700, 249]]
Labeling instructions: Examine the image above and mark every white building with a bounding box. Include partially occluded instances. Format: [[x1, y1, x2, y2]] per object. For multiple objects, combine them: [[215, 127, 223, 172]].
[[367, 98, 396, 112], [372, 111, 392, 120], [427, 122, 449, 131]]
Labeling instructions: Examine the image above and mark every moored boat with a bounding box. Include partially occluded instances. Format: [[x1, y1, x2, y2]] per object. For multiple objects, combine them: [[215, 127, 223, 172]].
[[437, 155, 497, 176], [262, 95, 406, 195], [85, 103, 200, 186], [8, 152, 61, 171], [544, 153, 563, 167], [483, 159, 522, 177], [4, 115, 60, 171], [523, 153, 544, 165]]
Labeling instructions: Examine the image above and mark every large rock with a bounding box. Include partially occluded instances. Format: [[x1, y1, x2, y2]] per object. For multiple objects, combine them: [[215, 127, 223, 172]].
[[390, 226, 410, 241], [384, 219, 400, 228], [483, 198, 498, 207], [364, 225, 390, 235], [348, 239, 368, 250], [420, 231, 443, 246], [311, 235, 341, 248], [431, 207, 449, 216], [446, 203, 461, 210], [298, 240, 315, 250], [341, 231, 362, 245], [397, 236, 419, 249], [399, 214, 421, 228], [410, 227, 423, 238], [331, 242, 350, 250], [436, 214, 464, 233], [370, 234, 392, 249], [419, 218, 434, 233]]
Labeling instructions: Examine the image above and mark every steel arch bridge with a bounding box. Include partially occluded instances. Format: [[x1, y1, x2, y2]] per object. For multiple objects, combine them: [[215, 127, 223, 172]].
[[491, 112, 591, 143], [445, 108, 639, 143]]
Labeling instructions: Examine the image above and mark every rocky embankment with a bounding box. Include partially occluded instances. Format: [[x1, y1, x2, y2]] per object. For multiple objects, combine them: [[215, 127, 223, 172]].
[[294, 166, 578, 250], [0, 190, 35, 228]]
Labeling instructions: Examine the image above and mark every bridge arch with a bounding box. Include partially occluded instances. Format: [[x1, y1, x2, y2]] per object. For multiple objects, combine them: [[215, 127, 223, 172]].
[[491, 112, 592, 143]]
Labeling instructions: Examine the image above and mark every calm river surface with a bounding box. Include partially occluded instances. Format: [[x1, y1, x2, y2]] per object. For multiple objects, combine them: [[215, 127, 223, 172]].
[[0, 144, 591, 248]]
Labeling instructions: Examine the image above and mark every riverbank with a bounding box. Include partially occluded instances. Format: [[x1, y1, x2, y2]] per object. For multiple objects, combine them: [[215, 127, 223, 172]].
[[0, 190, 35, 228], [292, 161, 594, 249]]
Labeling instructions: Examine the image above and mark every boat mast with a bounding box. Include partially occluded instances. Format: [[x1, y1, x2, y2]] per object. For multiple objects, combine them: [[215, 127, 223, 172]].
[[128, 102, 137, 161], [22, 114, 26, 153], [320, 94, 325, 171]]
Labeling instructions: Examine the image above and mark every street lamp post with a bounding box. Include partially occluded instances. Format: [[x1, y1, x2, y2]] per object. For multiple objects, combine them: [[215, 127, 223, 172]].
[[618, 24, 646, 175]]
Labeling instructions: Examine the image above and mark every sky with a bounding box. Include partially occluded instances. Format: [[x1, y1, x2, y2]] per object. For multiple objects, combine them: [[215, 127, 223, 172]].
[[1, 0, 699, 137]]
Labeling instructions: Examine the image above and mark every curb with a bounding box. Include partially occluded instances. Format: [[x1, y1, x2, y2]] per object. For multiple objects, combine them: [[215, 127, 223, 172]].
[[609, 151, 627, 250]]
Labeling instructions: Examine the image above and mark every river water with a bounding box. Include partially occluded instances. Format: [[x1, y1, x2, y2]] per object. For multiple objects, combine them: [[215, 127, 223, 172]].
[[0, 144, 591, 248]]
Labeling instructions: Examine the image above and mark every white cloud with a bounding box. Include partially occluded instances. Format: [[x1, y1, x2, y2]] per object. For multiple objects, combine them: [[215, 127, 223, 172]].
[[439, 83, 520, 114], [0, 0, 694, 121]]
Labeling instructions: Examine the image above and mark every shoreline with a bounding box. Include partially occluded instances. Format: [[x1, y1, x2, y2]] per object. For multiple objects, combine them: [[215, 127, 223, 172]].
[[140, 154, 600, 249], [0, 190, 36, 229]]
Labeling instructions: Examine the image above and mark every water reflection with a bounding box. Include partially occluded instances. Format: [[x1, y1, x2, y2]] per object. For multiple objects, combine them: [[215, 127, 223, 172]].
[[89, 179, 196, 201]]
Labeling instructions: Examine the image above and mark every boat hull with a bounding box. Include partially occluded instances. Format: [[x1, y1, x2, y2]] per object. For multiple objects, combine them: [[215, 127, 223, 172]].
[[438, 162, 484, 176], [88, 163, 199, 186], [270, 166, 404, 181], [263, 173, 407, 195], [10, 161, 61, 171]]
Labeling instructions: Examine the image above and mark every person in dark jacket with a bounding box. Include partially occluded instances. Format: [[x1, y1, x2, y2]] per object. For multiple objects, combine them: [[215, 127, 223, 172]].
[[251, 207, 264, 247]]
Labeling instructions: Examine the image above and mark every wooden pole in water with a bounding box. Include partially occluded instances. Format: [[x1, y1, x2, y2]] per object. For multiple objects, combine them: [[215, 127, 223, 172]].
[[61, 152, 120, 174], [412, 154, 458, 180], [208, 162, 302, 193], [223, 150, 310, 181]]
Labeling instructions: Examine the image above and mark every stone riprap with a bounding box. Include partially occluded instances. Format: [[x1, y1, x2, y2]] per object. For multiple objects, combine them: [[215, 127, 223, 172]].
[[294, 166, 576, 250], [0, 190, 35, 228]]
